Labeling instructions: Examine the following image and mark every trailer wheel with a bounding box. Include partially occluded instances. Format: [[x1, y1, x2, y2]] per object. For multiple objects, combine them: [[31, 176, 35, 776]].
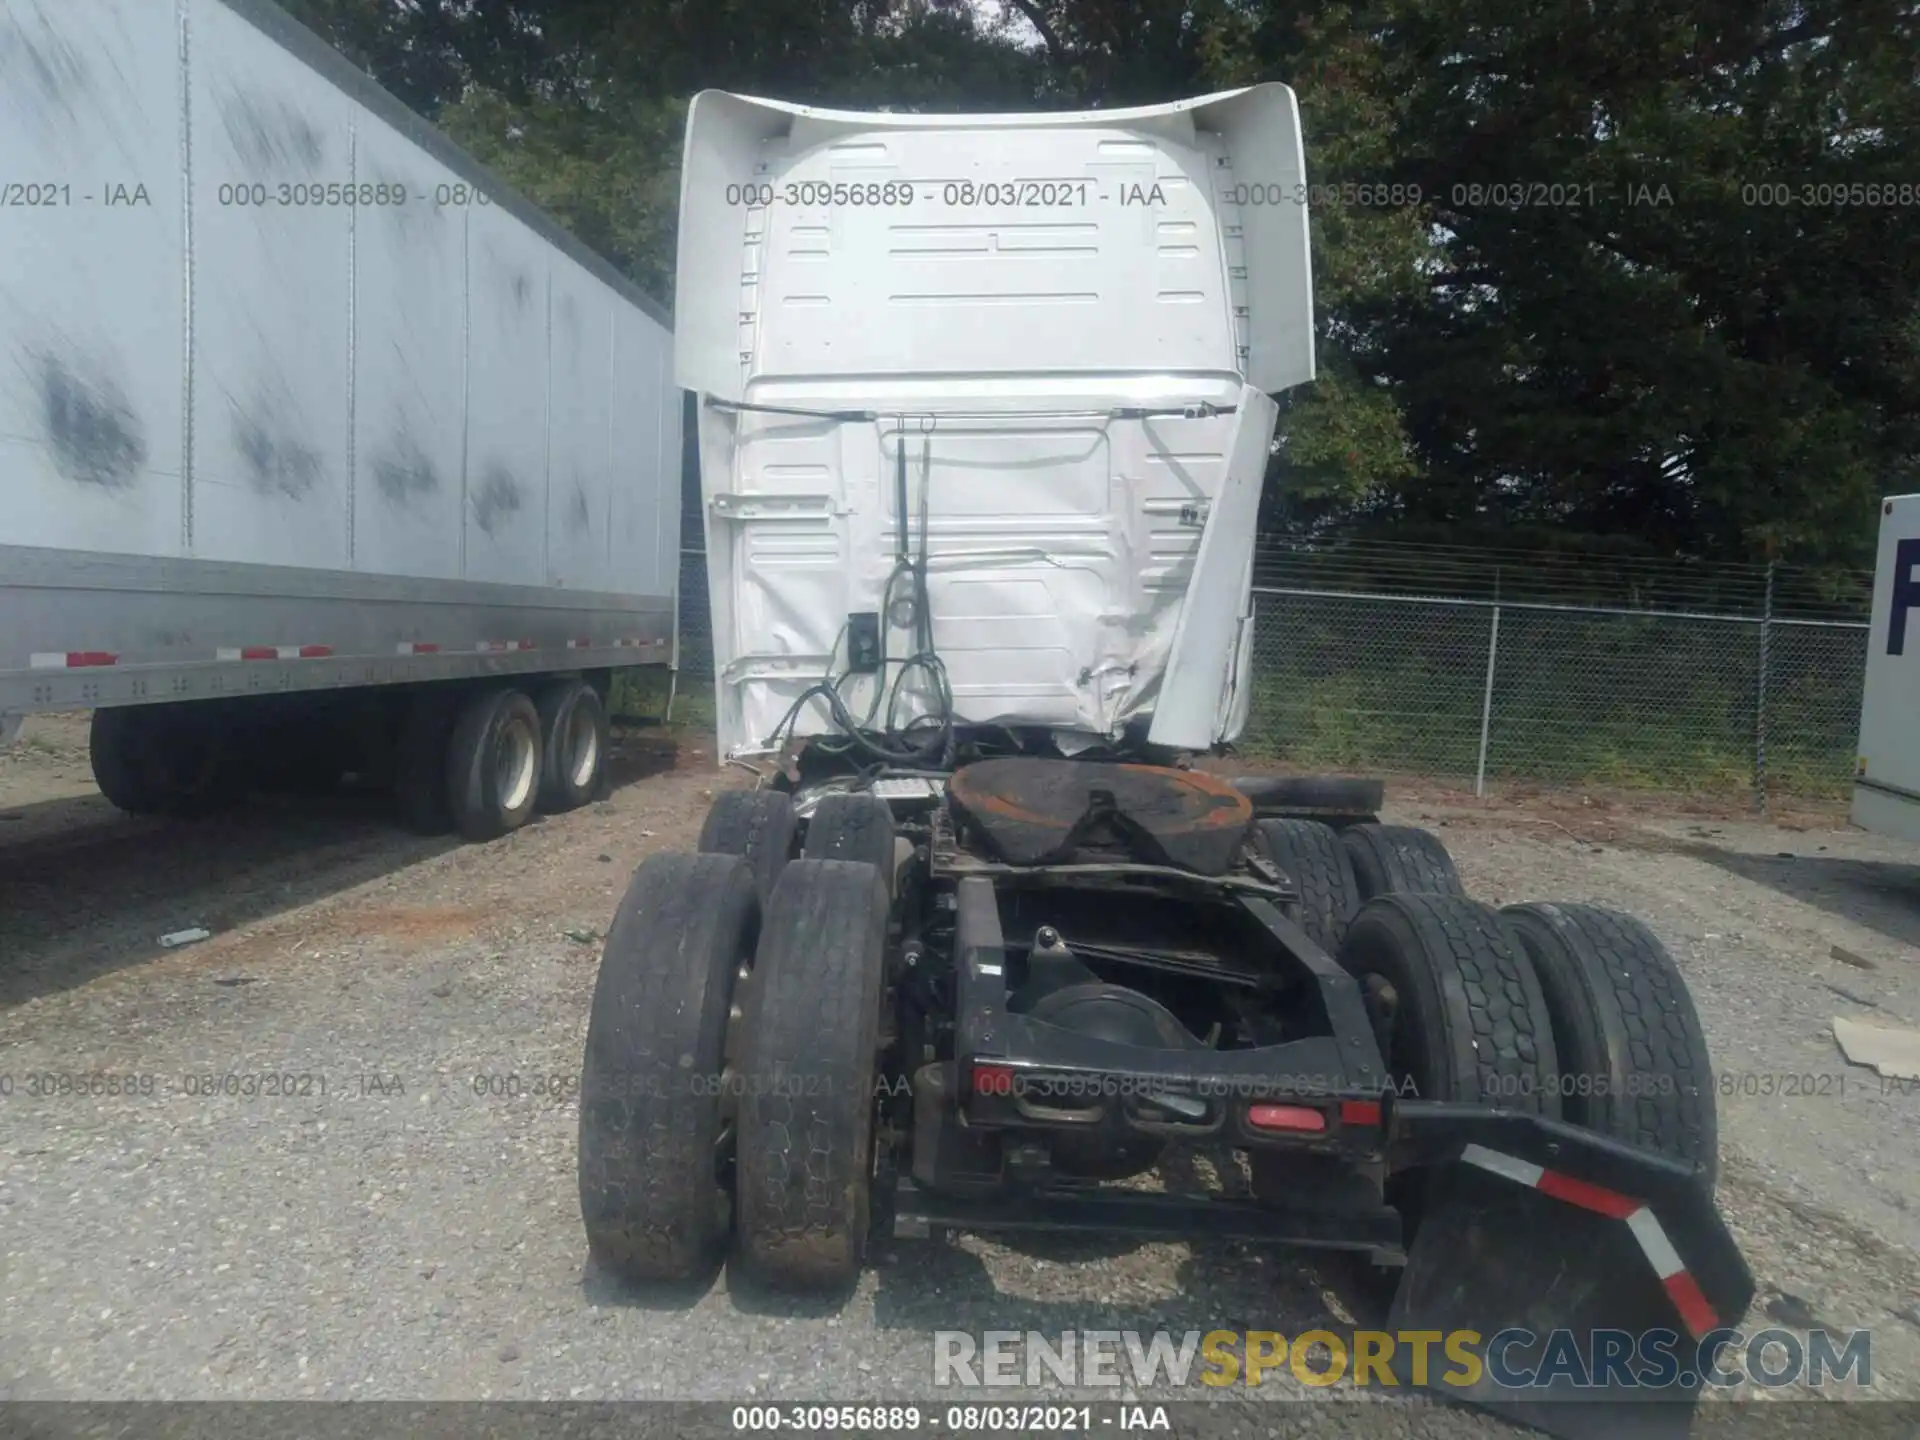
[[89, 707, 242, 818], [445, 688, 543, 841], [1501, 903, 1718, 1187], [535, 679, 608, 813], [1341, 823, 1465, 901], [698, 790, 796, 904], [578, 852, 759, 1283], [89, 709, 167, 815], [801, 792, 898, 896], [395, 690, 457, 834], [1253, 819, 1361, 952], [735, 858, 889, 1292], [1339, 894, 1559, 1113]]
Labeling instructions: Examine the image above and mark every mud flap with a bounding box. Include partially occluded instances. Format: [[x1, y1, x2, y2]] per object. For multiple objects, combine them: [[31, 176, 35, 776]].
[[1388, 1161, 1752, 1440]]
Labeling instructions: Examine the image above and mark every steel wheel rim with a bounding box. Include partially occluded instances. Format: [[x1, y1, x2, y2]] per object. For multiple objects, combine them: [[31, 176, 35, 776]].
[[496, 714, 537, 812], [566, 702, 599, 789]]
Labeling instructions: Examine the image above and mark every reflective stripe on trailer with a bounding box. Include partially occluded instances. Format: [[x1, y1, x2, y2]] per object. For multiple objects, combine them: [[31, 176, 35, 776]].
[[216, 645, 335, 661], [30, 651, 119, 668], [397, 642, 440, 655], [475, 640, 538, 653], [1459, 1143, 1721, 1339]]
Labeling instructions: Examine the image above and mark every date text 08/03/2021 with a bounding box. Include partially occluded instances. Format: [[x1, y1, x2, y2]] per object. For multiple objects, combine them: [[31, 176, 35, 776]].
[[715, 179, 1418, 210], [730, 1405, 1164, 1433]]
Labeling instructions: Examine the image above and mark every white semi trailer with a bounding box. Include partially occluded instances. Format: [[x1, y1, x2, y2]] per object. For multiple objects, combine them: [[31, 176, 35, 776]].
[[1853, 494, 1920, 844], [0, 0, 682, 840]]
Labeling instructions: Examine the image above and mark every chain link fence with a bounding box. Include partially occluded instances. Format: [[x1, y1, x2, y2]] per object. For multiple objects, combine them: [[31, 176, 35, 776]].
[[674, 544, 1870, 805], [1243, 588, 1868, 804]]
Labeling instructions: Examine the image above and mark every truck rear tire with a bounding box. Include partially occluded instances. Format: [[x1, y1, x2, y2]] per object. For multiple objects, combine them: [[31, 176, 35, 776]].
[[89, 706, 243, 818], [734, 858, 889, 1292], [1501, 902, 1718, 1186], [1234, 775, 1384, 820], [1253, 818, 1361, 952], [1341, 823, 1465, 901], [801, 792, 897, 896], [1339, 894, 1559, 1113], [445, 687, 543, 841], [699, 790, 796, 904], [578, 852, 759, 1283], [536, 679, 608, 813]]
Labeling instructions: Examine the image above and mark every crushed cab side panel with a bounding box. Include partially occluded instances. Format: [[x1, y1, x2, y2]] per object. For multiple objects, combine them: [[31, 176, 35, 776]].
[[675, 88, 1315, 759]]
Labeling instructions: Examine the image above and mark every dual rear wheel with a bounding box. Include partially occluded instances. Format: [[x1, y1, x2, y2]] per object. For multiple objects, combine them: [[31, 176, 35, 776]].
[[579, 790, 890, 1291], [398, 677, 608, 840], [1256, 815, 1716, 1182]]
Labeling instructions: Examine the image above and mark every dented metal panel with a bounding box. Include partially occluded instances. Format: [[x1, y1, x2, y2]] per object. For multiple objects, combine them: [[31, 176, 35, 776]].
[[0, 0, 681, 716]]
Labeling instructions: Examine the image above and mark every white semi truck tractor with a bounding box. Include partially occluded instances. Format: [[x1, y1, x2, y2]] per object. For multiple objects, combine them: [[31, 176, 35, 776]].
[[1853, 494, 1920, 843]]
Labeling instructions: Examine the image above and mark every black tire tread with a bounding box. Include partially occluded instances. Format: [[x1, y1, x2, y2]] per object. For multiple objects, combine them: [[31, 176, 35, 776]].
[[445, 688, 540, 841], [735, 858, 888, 1291], [1235, 775, 1385, 817], [578, 852, 757, 1283], [88, 709, 163, 815], [1342, 823, 1465, 901], [1253, 818, 1361, 952], [698, 790, 798, 904], [1339, 894, 1559, 1113], [1501, 902, 1718, 1184], [801, 792, 897, 895], [395, 690, 457, 835], [535, 679, 608, 813]]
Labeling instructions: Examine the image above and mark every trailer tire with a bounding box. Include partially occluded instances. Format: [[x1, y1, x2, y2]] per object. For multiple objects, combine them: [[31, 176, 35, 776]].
[[395, 690, 457, 834], [89, 708, 167, 815], [1254, 819, 1361, 952], [445, 688, 543, 841], [698, 790, 796, 905], [1501, 903, 1718, 1187], [1339, 894, 1559, 1113], [1341, 823, 1465, 901], [578, 852, 759, 1283], [536, 679, 608, 813], [735, 858, 888, 1293], [801, 792, 898, 897], [90, 707, 243, 818]]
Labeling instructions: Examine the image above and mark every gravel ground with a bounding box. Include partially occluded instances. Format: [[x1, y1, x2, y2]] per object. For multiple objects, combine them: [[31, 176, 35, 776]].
[[2, 714, 1917, 1427]]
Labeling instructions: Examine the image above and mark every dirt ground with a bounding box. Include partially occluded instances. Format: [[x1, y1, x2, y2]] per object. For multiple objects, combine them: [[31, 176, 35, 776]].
[[2, 712, 1917, 1425]]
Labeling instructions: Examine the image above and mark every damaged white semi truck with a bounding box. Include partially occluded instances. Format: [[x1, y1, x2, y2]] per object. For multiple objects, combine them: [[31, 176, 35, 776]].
[[579, 88, 1757, 1439], [0, 0, 682, 840]]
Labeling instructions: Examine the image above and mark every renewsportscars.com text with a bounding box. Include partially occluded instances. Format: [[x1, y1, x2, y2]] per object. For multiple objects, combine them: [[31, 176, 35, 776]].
[[933, 1327, 1872, 1391]]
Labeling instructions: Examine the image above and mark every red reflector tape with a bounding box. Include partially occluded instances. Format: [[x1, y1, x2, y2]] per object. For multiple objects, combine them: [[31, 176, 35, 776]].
[[1662, 1269, 1721, 1342], [1537, 1168, 1642, 1220], [1339, 1099, 1381, 1127], [240, 646, 277, 660], [397, 642, 440, 655], [298, 644, 334, 658], [1247, 1104, 1327, 1134], [31, 651, 119, 669], [1461, 1143, 1721, 1340]]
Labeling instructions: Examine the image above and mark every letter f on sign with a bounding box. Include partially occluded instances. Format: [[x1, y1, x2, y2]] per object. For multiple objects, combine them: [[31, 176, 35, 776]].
[[1891, 538, 1920, 656]]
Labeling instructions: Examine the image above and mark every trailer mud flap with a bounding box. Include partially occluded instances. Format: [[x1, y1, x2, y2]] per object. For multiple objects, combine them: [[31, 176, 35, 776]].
[[1387, 1155, 1753, 1440]]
